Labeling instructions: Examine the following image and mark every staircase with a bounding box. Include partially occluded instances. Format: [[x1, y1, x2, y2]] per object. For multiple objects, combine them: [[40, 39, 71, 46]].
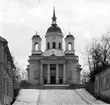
[[43, 84, 69, 89]]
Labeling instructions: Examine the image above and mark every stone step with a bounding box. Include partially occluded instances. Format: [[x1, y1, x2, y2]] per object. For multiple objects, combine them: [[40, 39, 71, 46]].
[[43, 84, 69, 89]]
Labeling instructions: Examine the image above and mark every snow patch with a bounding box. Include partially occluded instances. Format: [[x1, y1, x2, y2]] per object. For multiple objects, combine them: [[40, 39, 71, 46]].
[[13, 89, 108, 105]]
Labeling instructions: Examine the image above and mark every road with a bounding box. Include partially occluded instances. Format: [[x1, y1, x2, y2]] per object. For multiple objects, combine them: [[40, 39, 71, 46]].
[[13, 89, 107, 105]]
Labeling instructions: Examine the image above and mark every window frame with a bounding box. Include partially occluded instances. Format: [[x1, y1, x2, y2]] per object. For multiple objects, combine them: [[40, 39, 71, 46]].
[[47, 42, 50, 49], [35, 43, 38, 51], [53, 42, 56, 49], [68, 42, 72, 50], [59, 42, 61, 49]]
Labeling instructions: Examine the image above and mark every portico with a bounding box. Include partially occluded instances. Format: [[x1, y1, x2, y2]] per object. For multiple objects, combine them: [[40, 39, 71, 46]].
[[40, 60, 66, 85]]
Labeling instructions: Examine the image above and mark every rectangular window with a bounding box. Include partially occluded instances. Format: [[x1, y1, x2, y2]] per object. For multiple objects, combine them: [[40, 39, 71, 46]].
[[5, 79, 6, 94], [97, 81, 99, 91], [6, 80, 9, 96], [95, 82, 97, 92], [4, 78, 5, 94], [102, 77, 104, 91], [6, 80, 8, 95], [9, 83, 10, 97], [7, 82, 9, 96], [11, 86, 13, 98], [106, 76, 109, 89], [34, 70, 37, 79], [68, 71, 72, 79], [103, 77, 105, 90], [109, 74, 110, 88], [4, 53, 7, 67], [100, 78, 103, 91], [10, 85, 12, 97], [10, 83, 11, 97], [100, 79, 102, 91]]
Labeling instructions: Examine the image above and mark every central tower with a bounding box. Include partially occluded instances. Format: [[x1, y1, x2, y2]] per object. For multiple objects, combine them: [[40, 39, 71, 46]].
[[45, 7, 63, 51]]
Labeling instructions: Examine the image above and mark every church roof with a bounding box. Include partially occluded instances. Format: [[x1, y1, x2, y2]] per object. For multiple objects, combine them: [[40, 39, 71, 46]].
[[0, 36, 7, 44], [47, 24, 62, 33]]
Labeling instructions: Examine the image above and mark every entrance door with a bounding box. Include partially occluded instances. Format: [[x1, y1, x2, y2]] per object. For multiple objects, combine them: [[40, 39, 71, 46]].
[[50, 64, 56, 84], [51, 76, 56, 84]]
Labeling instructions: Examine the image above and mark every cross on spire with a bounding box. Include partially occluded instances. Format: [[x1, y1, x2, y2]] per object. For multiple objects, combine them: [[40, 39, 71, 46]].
[[36, 31, 38, 35], [52, 7, 57, 25], [69, 31, 71, 35]]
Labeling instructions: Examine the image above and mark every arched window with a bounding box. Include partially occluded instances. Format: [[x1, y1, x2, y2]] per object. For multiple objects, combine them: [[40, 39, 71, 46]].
[[47, 42, 50, 49], [53, 42, 56, 49], [35, 43, 38, 51], [59, 42, 61, 49], [68, 43, 72, 50]]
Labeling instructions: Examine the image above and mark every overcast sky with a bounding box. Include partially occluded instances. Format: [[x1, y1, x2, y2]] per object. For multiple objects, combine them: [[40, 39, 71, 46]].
[[0, 0, 110, 73]]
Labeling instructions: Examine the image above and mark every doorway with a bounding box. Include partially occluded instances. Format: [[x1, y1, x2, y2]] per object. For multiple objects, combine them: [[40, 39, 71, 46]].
[[51, 76, 56, 84], [50, 64, 56, 84]]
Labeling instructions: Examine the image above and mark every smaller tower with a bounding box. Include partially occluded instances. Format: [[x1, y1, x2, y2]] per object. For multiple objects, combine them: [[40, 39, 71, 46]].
[[65, 32, 75, 55], [32, 32, 42, 54]]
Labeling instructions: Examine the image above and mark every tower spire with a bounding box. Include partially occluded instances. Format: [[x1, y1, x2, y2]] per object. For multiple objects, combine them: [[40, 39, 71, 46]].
[[69, 31, 71, 35], [52, 7, 57, 25]]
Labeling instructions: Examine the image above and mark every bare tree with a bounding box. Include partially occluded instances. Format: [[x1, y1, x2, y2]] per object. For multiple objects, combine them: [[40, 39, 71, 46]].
[[84, 32, 110, 82], [12, 56, 22, 83]]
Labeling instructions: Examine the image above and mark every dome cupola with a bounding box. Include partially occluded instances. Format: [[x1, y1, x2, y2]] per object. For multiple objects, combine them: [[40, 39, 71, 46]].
[[46, 7, 62, 34], [47, 25, 62, 33], [32, 32, 41, 39], [66, 32, 75, 39]]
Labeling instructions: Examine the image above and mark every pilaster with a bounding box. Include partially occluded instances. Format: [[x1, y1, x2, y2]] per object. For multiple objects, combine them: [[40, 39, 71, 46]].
[[63, 64, 66, 84], [40, 64, 43, 85], [56, 64, 59, 84], [47, 64, 50, 84]]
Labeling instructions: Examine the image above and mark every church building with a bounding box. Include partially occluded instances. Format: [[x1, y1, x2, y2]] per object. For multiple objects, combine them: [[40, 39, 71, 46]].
[[27, 8, 82, 86]]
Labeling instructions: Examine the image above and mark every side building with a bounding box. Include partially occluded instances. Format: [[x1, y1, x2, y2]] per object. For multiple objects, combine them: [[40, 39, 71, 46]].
[[95, 66, 110, 101], [0, 36, 15, 105]]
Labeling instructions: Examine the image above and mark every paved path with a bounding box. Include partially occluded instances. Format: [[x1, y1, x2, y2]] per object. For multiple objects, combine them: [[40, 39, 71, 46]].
[[13, 89, 107, 105]]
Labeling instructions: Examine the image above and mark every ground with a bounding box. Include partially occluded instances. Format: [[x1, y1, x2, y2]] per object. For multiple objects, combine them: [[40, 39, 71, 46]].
[[13, 88, 107, 105]]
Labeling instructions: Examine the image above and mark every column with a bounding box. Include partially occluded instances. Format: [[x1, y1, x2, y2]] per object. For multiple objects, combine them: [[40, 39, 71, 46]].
[[47, 64, 50, 84], [40, 64, 43, 85], [63, 64, 66, 84], [56, 64, 59, 84], [77, 71, 79, 84]]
